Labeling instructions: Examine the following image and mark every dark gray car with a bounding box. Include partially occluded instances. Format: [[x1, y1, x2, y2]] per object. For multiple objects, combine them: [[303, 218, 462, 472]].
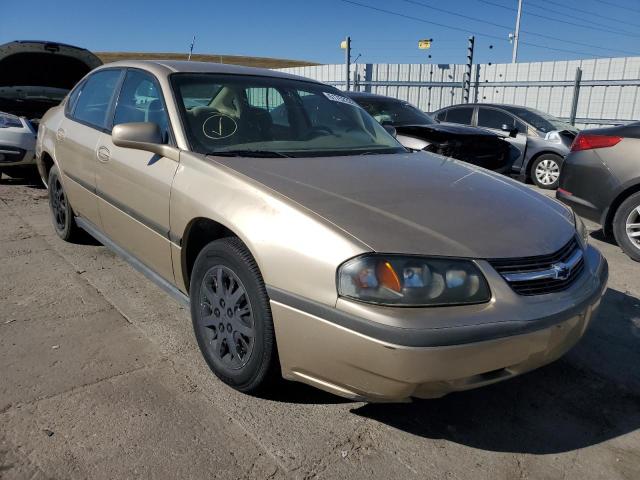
[[346, 92, 515, 173], [433, 104, 578, 189], [557, 122, 640, 261]]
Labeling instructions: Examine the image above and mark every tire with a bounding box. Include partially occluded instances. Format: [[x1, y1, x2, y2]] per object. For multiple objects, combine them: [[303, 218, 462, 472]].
[[531, 154, 563, 190], [190, 237, 279, 394], [612, 192, 640, 262], [47, 165, 82, 242]]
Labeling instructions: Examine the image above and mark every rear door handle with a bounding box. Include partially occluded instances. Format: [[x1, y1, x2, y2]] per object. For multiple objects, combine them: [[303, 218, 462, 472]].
[[56, 128, 66, 142], [97, 146, 111, 162]]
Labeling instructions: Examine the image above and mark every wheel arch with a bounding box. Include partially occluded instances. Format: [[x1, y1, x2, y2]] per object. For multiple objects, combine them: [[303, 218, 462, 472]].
[[604, 182, 640, 237], [37, 150, 56, 187], [180, 217, 248, 293]]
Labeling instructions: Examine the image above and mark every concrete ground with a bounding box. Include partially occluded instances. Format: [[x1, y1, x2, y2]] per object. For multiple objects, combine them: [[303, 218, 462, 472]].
[[0, 176, 639, 480]]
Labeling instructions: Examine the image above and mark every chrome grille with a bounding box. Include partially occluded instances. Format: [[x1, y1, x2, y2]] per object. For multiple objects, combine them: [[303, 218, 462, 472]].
[[489, 237, 585, 296]]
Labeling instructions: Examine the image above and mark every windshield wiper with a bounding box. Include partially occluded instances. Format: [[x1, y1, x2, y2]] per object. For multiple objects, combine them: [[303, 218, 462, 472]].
[[208, 149, 290, 158]]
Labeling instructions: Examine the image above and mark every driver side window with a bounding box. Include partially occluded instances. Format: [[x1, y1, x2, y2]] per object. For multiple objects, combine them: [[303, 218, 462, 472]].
[[113, 70, 170, 142]]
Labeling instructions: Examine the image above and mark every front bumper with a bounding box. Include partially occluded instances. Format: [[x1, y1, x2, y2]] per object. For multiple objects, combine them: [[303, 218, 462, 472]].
[[0, 126, 37, 167], [270, 245, 608, 402]]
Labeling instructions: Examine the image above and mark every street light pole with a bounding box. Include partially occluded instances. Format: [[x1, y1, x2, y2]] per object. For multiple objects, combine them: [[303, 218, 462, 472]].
[[188, 36, 196, 61], [512, 0, 523, 63], [343, 36, 352, 91]]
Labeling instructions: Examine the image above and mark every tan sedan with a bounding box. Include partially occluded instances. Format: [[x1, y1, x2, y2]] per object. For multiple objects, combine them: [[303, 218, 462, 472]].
[[36, 61, 608, 402]]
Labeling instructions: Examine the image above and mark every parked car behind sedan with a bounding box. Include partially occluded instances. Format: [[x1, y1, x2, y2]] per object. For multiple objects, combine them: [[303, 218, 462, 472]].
[[347, 92, 515, 173], [434, 104, 578, 189], [37, 60, 607, 402], [557, 122, 640, 261], [0, 40, 102, 181]]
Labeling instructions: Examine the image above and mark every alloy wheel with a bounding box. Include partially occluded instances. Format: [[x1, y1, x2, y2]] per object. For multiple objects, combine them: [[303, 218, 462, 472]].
[[198, 265, 255, 370], [51, 178, 67, 230], [625, 206, 640, 250], [534, 159, 560, 186]]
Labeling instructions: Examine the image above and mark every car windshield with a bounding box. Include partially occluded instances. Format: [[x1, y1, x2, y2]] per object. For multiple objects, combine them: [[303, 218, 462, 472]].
[[501, 106, 577, 134], [171, 74, 405, 157], [355, 97, 436, 126]]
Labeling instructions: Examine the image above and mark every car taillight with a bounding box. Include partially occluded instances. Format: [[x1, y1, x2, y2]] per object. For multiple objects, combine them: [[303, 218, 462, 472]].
[[570, 133, 622, 152]]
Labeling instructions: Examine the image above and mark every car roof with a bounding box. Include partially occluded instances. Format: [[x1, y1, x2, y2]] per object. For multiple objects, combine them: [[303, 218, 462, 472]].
[[346, 91, 403, 101], [437, 103, 537, 111], [93, 59, 322, 85]]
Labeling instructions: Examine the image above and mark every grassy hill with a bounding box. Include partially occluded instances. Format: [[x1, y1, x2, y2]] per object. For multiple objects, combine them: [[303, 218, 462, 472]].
[[97, 52, 318, 69]]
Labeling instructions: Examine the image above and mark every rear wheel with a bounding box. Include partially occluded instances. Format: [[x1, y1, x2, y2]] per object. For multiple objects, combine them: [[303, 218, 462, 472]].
[[531, 154, 563, 189], [190, 237, 279, 394], [613, 192, 640, 262], [47, 165, 81, 242]]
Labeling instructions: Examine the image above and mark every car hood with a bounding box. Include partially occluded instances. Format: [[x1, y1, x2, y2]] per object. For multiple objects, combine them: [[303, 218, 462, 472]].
[[0, 40, 102, 119], [213, 152, 575, 258], [396, 122, 499, 137]]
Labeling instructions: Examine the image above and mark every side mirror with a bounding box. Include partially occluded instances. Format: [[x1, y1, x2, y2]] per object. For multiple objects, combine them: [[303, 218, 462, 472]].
[[112, 122, 180, 162], [509, 128, 519, 138], [383, 124, 397, 137]]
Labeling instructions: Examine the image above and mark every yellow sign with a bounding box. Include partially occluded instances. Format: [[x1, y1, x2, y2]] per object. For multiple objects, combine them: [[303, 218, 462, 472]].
[[418, 39, 432, 50], [340, 40, 348, 49]]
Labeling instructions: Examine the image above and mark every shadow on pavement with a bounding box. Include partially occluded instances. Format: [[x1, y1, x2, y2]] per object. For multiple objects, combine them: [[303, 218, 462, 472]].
[[590, 229, 618, 247], [351, 287, 640, 454], [0, 171, 44, 189], [261, 378, 351, 405]]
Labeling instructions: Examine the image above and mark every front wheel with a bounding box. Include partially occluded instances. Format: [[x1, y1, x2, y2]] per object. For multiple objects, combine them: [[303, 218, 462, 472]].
[[47, 165, 82, 241], [190, 237, 279, 394], [612, 192, 640, 262], [531, 154, 563, 190]]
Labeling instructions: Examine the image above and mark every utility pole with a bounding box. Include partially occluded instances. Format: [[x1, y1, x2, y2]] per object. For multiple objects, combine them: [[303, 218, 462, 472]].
[[512, 0, 523, 63], [463, 36, 475, 103], [341, 36, 352, 91], [188, 36, 196, 61]]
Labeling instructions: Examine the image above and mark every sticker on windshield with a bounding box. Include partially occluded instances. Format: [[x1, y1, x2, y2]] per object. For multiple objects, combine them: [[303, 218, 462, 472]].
[[323, 92, 357, 106], [203, 114, 238, 140]]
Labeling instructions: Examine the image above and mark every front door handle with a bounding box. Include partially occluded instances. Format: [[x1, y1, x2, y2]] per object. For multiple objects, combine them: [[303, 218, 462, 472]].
[[56, 128, 66, 142], [97, 146, 111, 162]]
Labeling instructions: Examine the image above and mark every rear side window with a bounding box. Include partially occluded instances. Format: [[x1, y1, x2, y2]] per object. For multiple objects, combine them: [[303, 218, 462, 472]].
[[444, 107, 473, 125], [65, 81, 84, 115], [72, 70, 122, 130], [477, 108, 516, 130], [113, 69, 170, 141]]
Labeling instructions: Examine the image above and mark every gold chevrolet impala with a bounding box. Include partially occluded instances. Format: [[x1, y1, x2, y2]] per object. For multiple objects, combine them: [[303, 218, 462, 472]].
[[36, 61, 608, 402]]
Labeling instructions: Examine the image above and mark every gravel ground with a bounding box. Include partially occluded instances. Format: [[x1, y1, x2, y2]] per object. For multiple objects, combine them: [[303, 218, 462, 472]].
[[0, 176, 639, 480]]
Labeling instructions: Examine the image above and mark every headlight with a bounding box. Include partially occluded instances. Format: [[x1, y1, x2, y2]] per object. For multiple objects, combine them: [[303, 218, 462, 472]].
[[574, 212, 589, 248], [544, 130, 562, 144], [337, 255, 491, 307], [0, 112, 24, 129]]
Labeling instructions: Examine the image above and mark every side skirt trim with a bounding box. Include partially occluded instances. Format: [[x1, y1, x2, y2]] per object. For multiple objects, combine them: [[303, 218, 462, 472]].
[[76, 216, 189, 307]]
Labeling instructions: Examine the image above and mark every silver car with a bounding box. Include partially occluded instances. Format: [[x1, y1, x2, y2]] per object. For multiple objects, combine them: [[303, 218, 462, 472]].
[[0, 40, 101, 180], [434, 104, 578, 189]]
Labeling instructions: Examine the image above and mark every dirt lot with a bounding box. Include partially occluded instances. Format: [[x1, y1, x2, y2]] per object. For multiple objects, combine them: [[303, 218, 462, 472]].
[[0, 177, 639, 480]]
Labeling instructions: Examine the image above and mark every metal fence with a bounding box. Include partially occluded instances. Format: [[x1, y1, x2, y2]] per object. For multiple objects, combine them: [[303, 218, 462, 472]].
[[278, 57, 640, 129]]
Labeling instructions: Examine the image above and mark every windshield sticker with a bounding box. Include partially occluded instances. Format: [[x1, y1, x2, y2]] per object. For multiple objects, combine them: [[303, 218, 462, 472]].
[[323, 92, 357, 106], [203, 114, 238, 140]]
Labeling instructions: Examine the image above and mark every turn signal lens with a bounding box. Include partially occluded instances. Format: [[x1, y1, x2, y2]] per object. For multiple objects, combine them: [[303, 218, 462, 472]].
[[571, 134, 622, 152], [337, 255, 491, 306], [376, 261, 402, 292]]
